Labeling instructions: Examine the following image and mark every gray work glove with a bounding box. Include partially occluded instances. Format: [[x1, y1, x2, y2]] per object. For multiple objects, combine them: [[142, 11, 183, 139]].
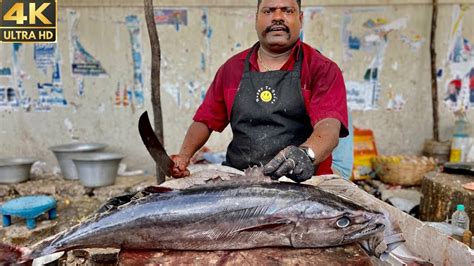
[[263, 145, 315, 183]]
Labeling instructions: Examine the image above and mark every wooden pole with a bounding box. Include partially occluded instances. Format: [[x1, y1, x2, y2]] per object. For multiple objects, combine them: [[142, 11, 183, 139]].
[[144, 0, 166, 184], [430, 0, 439, 142]]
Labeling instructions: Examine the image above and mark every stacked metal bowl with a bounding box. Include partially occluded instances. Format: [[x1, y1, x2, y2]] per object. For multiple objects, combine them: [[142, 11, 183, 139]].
[[0, 158, 37, 184], [50, 143, 123, 188], [72, 152, 124, 188], [49, 143, 107, 180]]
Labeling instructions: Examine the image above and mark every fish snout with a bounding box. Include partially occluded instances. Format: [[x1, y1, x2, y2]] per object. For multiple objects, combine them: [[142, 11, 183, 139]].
[[372, 223, 385, 233], [359, 220, 385, 237], [344, 218, 386, 243]]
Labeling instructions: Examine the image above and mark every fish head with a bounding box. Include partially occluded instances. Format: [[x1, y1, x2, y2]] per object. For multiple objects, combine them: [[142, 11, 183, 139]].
[[290, 197, 386, 248]]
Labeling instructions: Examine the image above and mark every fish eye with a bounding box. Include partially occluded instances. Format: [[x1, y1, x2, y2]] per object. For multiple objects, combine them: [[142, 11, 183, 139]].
[[336, 217, 351, 228]]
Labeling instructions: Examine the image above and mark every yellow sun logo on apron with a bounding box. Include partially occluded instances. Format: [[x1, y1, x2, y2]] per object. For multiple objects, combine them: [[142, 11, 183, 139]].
[[256, 86, 277, 104]]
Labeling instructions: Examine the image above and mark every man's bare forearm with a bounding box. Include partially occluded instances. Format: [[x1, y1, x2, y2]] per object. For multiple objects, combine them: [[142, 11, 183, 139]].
[[301, 118, 341, 165], [179, 121, 212, 159]]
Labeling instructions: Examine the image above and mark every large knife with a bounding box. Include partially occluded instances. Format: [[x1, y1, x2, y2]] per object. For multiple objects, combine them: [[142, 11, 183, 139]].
[[138, 111, 174, 176]]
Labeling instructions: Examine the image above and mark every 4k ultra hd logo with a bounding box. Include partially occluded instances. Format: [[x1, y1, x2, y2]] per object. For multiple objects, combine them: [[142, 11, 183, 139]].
[[0, 0, 56, 43]]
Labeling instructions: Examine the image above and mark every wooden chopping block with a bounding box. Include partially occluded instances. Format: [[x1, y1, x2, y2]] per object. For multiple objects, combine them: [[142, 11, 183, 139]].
[[118, 244, 373, 265], [420, 172, 474, 231]]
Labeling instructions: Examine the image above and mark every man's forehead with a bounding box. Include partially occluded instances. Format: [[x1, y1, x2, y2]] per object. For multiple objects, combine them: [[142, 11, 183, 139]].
[[259, 0, 299, 8]]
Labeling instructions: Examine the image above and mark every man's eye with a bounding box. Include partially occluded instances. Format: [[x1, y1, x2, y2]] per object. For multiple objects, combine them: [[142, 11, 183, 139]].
[[263, 10, 271, 14], [285, 9, 294, 14]]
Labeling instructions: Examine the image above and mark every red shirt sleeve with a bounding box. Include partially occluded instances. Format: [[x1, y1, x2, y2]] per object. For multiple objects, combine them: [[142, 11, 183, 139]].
[[307, 60, 349, 137], [193, 65, 230, 132]]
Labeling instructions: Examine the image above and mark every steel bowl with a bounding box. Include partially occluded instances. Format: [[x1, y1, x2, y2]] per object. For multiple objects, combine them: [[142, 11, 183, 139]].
[[49, 143, 107, 180], [0, 158, 37, 184], [72, 153, 124, 188]]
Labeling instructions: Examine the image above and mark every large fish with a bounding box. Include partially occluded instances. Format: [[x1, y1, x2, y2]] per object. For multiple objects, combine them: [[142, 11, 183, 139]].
[[1, 177, 386, 264]]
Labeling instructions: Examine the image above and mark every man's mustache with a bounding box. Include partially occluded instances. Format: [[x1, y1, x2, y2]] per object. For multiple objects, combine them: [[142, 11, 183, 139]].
[[265, 22, 290, 33]]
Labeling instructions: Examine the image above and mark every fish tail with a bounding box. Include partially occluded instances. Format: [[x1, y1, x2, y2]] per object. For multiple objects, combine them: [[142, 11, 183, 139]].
[[0, 242, 31, 264]]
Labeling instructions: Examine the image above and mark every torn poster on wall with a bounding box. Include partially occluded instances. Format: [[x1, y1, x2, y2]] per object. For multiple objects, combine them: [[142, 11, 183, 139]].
[[444, 5, 474, 112], [0, 42, 68, 112], [345, 81, 376, 110], [0, 67, 12, 76], [341, 8, 408, 111], [114, 82, 137, 109], [35, 83, 68, 111], [0, 43, 29, 111], [125, 15, 145, 109], [0, 87, 19, 110], [163, 82, 181, 107], [400, 34, 425, 51], [12, 43, 26, 108], [301, 7, 325, 42], [184, 80, 207, 109], [386, 93, 406, 111], [68, 8, 107, 96], [154, 8, 188, 32], [34, 44, 56, 74], [34, 43, 68, 111], [200, 8, 213, 72], [115, 82, 125, 107]]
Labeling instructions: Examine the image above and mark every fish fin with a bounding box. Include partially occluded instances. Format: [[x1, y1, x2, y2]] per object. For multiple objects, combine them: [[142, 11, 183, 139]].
[[200, 166, 271, 185], [0, 242, 31, 264], [204, 175, 226, 184], [96, 192, 138, 213], [188, 167, 273, 189], [143, 186, 173, 193], [96, 186, 173, 213], [191, 205, 293, 240], [243, 166, 274, 182]]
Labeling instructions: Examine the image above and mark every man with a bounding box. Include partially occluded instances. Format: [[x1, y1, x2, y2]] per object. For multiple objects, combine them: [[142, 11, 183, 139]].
[[171, 0, 348, 183]]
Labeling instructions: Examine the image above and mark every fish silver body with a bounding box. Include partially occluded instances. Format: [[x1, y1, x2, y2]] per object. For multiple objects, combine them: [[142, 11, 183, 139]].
[[32, 181, 385, 259]]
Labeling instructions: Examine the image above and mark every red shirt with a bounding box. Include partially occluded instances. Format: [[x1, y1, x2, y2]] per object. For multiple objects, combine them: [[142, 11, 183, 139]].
[[194, 40, 348, 174]]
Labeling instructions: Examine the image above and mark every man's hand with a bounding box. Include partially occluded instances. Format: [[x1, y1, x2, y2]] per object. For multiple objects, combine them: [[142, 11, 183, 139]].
[[263, 146, 315, 183], [170, 154, 191, 178]]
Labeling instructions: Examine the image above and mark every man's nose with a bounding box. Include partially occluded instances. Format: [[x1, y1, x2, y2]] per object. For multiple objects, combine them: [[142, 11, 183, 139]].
[[272, 9, 285, 21], [272, 18, 284, 25]]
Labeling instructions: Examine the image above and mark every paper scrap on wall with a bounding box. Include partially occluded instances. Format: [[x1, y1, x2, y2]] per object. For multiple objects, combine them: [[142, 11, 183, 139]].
[[114, 82, 137, 109], [0, 67, 12, 76], [0, 41, 68, 112], [301, 7, 325, 43], [386, 93, 406, 111], [341, 8, 408, 111], [1, 44, 28, 111], [68, 9, 107, 78], [125, 15, 145, 109], [200, 8, 213, 72], [444, 5, 474, 112], [400, 34, 425, 51], [35, 43, 68, 111], [163, 82, 181, 107], [154, 8, 188, 31], [34, 44, 56, 74], [0, 87, 19, 110]]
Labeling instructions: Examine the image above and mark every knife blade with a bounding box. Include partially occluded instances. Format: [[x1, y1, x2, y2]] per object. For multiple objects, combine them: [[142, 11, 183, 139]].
[[138, 111, 174, 176]]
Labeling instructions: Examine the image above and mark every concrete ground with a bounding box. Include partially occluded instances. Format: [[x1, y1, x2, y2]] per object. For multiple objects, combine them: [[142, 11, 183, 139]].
[[0, 174, 156, 264]]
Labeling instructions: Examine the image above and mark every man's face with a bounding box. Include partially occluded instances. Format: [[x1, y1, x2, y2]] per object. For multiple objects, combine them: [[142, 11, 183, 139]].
[[256, 0, 303, 51]]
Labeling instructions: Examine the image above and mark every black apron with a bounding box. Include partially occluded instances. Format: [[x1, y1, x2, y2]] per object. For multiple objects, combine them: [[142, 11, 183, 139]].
[[223, 43, 313, 170]]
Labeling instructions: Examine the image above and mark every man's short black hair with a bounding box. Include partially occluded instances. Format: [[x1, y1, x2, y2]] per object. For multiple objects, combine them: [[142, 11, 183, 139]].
[[257, 0, 302, 10]]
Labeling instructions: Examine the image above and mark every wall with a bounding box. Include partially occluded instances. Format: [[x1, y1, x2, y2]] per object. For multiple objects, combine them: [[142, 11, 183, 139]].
[[0, 0, 473, 174]]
